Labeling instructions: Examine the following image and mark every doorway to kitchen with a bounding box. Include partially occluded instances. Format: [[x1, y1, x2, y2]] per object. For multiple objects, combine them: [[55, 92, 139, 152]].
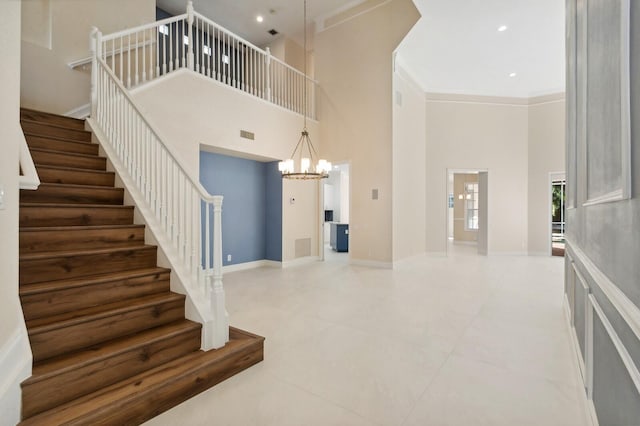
[[322, 163, 350, 262]]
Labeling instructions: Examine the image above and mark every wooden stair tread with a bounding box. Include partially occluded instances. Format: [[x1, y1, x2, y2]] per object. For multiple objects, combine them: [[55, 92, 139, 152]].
[[26, 292, 185, 334], [20, 266, 168, 296], [20, 202, 132, 209], [24, 131, 94, 145], [34, 164, 113, 175], [20, 108, 85, 130], [21, 118, 91, 134], [29, 147, 101, 160], [23, 182, 123, 192], [26, 320, 200, 384], [20, 244, 154, 261], [19, 328, 264, 425], [20, 224, 144, 233]]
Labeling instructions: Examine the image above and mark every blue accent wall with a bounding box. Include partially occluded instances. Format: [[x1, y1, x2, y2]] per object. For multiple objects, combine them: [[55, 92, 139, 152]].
[[200, 152, 282, 265], [265, 162, 283, 261]]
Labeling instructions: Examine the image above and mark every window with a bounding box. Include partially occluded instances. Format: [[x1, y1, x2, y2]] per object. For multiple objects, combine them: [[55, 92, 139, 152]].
[[464, 182, 479, 230]]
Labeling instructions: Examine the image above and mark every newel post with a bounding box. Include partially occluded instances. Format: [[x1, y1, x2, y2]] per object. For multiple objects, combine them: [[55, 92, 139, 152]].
[[265, 47, 272, 102], [210, 195, 229, 348], [90, 27, 101, 119], [187, 1, 195, 71]]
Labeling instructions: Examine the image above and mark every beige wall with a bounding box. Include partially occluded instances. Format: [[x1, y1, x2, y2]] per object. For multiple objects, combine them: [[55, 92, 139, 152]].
[[315, 0, 420, 265], [453, 173, 479, 242], [392, 63, 426, 262], [132, 70, 320, 263], [527, 95, 566, 255], [425, 95, 530, 255], [21, 0, 155, 114], [0, 1, 31, 422]]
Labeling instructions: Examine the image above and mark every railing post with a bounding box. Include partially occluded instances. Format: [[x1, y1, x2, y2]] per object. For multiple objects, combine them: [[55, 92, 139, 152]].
[[210, 195, 229, 348], [265, 47, 272, 102], [187, 1, 194, 71], [90, 27, 101, 118]]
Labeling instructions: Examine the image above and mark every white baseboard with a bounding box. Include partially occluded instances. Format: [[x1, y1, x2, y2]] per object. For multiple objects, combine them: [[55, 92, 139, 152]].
[[282, 256, 320, 269], [64, 103, 91, 119], [349, 259, 393, 269], [0, 325, 32, 424], [222, 259, 281, 273]]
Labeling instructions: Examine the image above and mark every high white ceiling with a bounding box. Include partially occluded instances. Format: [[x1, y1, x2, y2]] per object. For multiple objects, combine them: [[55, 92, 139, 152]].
[[400, 0, 566, 98], [156, 0, 566, 98]]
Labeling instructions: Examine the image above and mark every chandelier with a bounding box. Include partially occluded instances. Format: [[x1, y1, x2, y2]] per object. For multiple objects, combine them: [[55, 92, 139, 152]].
[[278, 0, 331, 179]]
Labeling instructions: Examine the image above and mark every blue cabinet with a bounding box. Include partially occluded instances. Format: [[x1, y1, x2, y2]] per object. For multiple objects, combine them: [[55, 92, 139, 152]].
[[330, 223, 349, 252]]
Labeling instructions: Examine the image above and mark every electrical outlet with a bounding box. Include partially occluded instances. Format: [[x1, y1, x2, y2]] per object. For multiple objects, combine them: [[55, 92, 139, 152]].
[[227, 254, 232, 262]]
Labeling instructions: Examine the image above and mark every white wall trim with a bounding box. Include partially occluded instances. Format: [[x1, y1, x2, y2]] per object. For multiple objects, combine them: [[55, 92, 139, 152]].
[[566, 239, 640, 344], [0, 325, 32, 424], [64, 103, 91, 119], [282, 256, 320, 269], [222, 259, 281, 274], [589, 294, 640, 397], [349, 259, 393, 269], [563, 296, 597, 426]]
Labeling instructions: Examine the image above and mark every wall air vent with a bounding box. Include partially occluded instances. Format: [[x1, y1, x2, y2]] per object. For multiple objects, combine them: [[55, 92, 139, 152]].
[[268, 29, 279, 36], [240, 130, 255, 140]]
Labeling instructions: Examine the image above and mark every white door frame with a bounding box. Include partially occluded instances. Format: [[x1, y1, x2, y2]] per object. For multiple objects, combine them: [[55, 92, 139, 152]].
[[548, 171, 566, 256], [445, 168, 488, 256]]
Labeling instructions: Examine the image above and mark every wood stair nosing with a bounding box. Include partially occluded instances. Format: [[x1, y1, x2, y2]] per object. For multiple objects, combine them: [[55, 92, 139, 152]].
[[35, 165, 115, 187], [27, 293, 187, 363], [25, 134, 99, 156], [20, 183, 124, 204], [29, 147, 106, 171], [20, 182, 124, 205], [20, 224, 146, 254], [21, 320, 202, 419], [20, 108, 86, 130], [21, 119, 92, 142], [19, 328, 265, 426], [19, 245, 159, 285], [20, 203, 135, 227], [20, 267, 171, 321]]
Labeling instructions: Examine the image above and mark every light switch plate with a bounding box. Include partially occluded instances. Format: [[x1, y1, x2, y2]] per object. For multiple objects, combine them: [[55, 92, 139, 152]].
[[0, 185, 5, 210]]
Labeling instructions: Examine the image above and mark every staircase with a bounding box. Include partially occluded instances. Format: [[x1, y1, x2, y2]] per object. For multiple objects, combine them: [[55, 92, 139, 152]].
[[18, 108, 264, 425]]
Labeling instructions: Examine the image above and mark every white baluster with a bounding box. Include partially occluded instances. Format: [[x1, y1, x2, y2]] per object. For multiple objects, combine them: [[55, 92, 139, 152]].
[[187, 1, 194, 70], [265, 47, 271, 101]]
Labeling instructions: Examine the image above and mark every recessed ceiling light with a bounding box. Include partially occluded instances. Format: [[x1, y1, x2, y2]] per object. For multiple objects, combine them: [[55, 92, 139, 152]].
[[256, 15, 264, 23], [509, 72, 517, 78], [498, 25, 508, 32]]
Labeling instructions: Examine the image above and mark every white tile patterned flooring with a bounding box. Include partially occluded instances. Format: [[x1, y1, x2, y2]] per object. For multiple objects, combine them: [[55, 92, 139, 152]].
[[145, 245, 590, 426]]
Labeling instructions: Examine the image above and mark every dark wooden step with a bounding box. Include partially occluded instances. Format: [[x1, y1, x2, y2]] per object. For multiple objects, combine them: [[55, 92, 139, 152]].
[[20, 245, 158, 285], [26, 293, 187, 362], [20, 267, 170, 321], [22, 320, 201, 419], [20, 183, 124, 205], [19, 327, 264, 425], [21, 119, 92, 142], [20, 224, 145, 254], [35, 165, 115, 187], [29, 148, 106, 171], [25, 134, 99, 156], [20, 108, 86, 130], [20, 203, 134, 227]]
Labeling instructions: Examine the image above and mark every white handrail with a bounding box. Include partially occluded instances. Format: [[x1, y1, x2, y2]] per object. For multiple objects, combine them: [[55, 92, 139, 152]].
[[91, 28, 228, 350], [19, 132, 40, 191]]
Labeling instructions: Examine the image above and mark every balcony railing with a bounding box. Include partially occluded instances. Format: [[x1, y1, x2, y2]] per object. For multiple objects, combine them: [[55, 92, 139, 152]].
[[97, 2, 317, 118]]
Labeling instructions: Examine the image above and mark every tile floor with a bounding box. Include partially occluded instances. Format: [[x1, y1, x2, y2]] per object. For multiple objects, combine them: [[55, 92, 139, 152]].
[[145, 245, 590, 426]]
